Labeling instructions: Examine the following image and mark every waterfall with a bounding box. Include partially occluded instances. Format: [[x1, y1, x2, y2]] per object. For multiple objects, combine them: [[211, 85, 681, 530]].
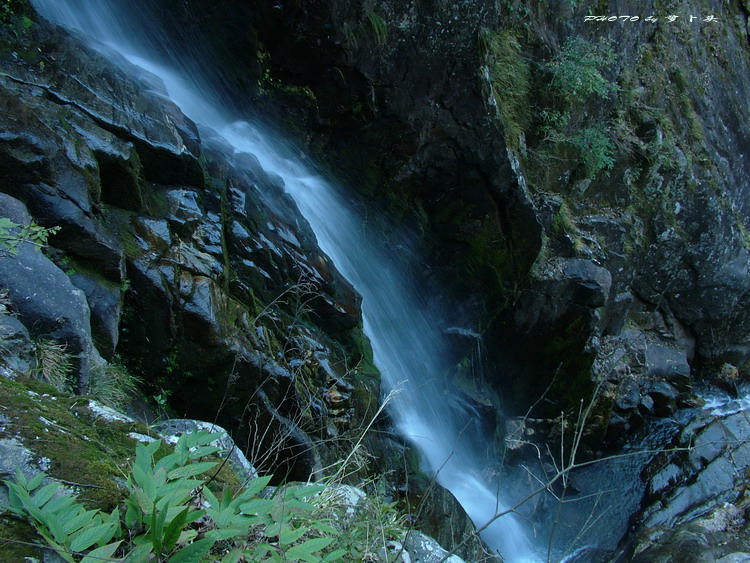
[[31, 2, 539, 560]]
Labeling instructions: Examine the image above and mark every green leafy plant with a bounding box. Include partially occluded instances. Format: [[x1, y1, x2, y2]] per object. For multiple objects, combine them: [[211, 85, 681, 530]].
[[537, 37, 619, 180], [2, 470, 122, 563], [0, 0, 32, 30], [0, 217, 59, 256], [1, 430, 352, 562], [544, 37, 618, 103], [366, 10, 387, 46]]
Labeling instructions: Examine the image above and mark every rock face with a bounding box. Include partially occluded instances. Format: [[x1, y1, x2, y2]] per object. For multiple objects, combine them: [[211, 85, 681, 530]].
[[0, 13, 371, 487], [4, 0, 750, 559], [245, 0, 750, 446], [614, 397, 750, 562]]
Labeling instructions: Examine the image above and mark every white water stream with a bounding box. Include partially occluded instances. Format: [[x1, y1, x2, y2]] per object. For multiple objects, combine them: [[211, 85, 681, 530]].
[[31, 2, 538, 559]]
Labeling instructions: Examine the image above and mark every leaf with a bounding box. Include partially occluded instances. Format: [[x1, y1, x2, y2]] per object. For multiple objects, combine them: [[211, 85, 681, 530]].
[[45, 511, 67, 544], [321, 549, 347, 561], [70, 522, 117, 552], [155, 452, 183, 473], [149, 504, 169, 554], [310, 521, 337, 535], [43, 494, 76, 515], [0, 217, 18, 230], [284, 537, 335, 562], [204, 528, 247, 542], [243, 475, 273, 498], [167, 461, 218, 480], [125, 501, 140, 529], [134, 488, 154, 514], [80, 540, 123, 563], [186, 445, 221, 459], [123, 541, 155, 562], [132, 463, 156, 500], [33, 482, 61, 509], [220, 549, 246, 563], [162, 506, 189, 552], [278, 525, 306, 547], [27, 472, 45, 491], [166, 538, 215, 563], [238, 498, 274, 517], [201, 486, 219, 509], [63, 510, 93, 536]]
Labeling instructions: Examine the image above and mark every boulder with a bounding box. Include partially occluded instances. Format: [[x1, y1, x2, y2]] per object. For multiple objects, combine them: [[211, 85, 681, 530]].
[[0, 194, 99, 389]]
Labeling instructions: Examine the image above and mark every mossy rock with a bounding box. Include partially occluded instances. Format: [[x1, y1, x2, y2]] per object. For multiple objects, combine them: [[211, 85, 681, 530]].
[[0, 377, 156, 511]]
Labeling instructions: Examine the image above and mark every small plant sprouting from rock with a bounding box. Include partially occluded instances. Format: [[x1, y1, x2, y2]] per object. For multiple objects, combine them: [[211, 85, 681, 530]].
[[33, 339, 73, 393], [479, 28, 531, 148], [87, 361, 142, 411], [539, 37, 619, 180], [366, 10, 387, 46], [0, 217, 60, 257]]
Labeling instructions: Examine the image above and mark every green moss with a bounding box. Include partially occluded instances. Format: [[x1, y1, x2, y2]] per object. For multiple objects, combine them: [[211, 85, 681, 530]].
[[0, 377, 155, 511], [480, 28, 530, 148], [0, 515, 43, 560]]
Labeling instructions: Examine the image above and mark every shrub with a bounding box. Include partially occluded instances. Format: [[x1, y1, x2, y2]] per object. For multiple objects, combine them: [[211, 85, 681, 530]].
[[538, 37, 619, 179], [544, 37, 618, 103]]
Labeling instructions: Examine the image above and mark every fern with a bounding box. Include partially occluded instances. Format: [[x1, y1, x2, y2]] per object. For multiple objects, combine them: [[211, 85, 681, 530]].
[[1, 430, 347, 562]]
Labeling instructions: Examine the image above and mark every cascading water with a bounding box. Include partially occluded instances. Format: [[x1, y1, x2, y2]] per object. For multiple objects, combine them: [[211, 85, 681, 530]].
[[31, 2, 539, 560]]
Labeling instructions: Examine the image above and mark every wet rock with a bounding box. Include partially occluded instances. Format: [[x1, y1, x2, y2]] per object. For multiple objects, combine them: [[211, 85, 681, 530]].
[[403, 531, 466, 562], [166, 188, 204, 235], [631, 402, 750, 551], [603, 292, 633, 336]]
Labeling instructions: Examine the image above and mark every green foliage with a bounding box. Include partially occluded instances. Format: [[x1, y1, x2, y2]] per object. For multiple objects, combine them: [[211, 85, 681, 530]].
[[480, 28, 530, 147], [3, 470, 122, 563], [366, 10, 387, 46], [1, 430, 359, 562], [0, 0, 32, 31], [570, 123, 616, 177], [87, 361, 142, 410], [537, 37, 619, 180], [544, 37, 618, 103], [0, 217, 60, 256]]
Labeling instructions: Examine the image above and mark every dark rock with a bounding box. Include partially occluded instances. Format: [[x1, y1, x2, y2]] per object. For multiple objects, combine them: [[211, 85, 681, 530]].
[[0, 314, 34, 378], [68, 273, 122, 360], [603, 292, 633, 336], [645, 345, 691, 390], [0, 194, 98, 389], [646, 381, 680, 417]]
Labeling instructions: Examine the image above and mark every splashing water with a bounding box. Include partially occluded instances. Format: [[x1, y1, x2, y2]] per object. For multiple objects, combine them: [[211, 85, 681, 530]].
[[31, 1, 539, 559]]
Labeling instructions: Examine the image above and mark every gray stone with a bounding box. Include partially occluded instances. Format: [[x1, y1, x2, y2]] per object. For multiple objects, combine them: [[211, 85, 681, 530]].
[[69, 273, 122, 360], [403, 531, 466, 563], [0, 313, 34, 377], [645, 345, 690, 387]]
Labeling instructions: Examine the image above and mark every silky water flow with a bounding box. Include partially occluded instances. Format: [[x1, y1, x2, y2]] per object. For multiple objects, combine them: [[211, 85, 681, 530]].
[[30, 2, 539, 559]]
